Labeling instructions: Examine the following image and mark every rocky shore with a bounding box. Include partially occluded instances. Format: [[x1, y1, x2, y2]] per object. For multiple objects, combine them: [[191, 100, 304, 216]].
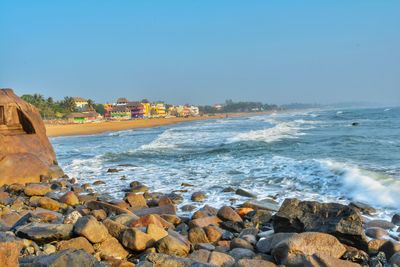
[[1, 176, 400, 267]]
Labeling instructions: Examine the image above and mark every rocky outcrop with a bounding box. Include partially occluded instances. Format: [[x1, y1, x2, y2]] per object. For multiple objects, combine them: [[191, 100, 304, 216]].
[[272, 198, 368, 250], [0, 88, 63, 185]]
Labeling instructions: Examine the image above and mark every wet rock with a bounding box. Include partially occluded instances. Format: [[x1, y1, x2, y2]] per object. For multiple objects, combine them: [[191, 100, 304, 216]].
[[236, 259, 277, 267], [16, 223, 73, 244], [73, 215, 110, 243], [191, 191, 207, 202], [94, 236, 128, 260], [165, 193, 184, 204], [113, 213, 139, 225], [59, 191, 79, 206], [217, 206, 243, 222], [256, 232, 296, 253], [78, 194, 98, 203], [24, 184, 52, 196], [222, 187, 235, 192], [236, 207, 254, 218], [125, 193, 147, 208], [181, 204, 197, 212], [272, 198, 367, 250], [229, 248, 256, 261], [271, 232, 346, 266], [349, 201, 376, 215], [176, 223, 190, 235], [366, 227, 388, 239], [147, 223, 169, 241], [195, 243, 215, 251], [368, 239, 387, 255], [107, 168, 121, 173], [208, 251, 235, 266], [247, 210, 272, 226], [242, 199, 279, 212], [19, 249, 99, 267], [190, 216, 222, 228], [156, 235, 190, 257], [390, 252, 400, 267], [131, 185, 149, 194], [0, 240, 22, 267], [103, 219, 127, 239], [235, 188, 257, 198], [132, 204, 176, 217], [189, 227, 210, 244], [63, 210, 82, 224], [30, 208, 63, 223], [121, 228, 155, 251], [392, 214, 400, 226], [379, 240, 400, 259], [366, 219, 396, 230], [93, 180, 106, 186], [181, 182, 194, 187], [158, 196, 174, 206], [56, 237, 95, 254]]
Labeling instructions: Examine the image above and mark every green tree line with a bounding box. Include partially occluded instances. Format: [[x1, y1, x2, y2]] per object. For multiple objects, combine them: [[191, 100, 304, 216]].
[[20, 94, 104, 119]]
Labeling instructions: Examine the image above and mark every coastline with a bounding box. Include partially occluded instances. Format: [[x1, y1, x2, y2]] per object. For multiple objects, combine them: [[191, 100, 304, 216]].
[[45, 112, 273, 137]]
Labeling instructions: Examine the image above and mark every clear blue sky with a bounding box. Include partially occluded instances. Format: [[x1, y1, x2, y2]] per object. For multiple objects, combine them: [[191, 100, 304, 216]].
[[0, 0, 399, 105]]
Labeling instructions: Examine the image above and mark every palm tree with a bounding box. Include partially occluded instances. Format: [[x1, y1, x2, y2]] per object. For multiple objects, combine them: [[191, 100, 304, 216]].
[[61, 97, 77, 113]]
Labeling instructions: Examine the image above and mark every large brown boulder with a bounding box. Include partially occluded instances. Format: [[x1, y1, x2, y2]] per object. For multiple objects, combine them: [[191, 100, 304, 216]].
[[272, 198, 368, 250], [0, 88, 63, 185]]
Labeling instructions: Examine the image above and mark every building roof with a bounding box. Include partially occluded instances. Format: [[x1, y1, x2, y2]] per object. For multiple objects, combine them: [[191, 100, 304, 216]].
[[126, 101, 143, 107], [67, 111, 99, 118], [116, 97, 129, 103], [72, 97, 87, 102]]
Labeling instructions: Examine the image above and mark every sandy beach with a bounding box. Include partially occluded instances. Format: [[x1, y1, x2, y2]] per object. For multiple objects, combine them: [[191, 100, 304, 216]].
[[45, 113, 267, 137]]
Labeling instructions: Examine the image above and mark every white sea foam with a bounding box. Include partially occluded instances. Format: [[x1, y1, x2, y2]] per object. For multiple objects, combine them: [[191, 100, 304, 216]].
[[229, 119, 316, 143], [321, 160, 400, 209]]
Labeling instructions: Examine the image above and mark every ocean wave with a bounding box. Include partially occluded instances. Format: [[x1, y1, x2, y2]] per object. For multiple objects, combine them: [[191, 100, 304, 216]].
[[320, 160, 400, 209], [228, 119, 316, 143]]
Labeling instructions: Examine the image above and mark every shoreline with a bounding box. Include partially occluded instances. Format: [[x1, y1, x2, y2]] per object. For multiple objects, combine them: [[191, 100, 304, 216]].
[[45, 112, 273, 137]]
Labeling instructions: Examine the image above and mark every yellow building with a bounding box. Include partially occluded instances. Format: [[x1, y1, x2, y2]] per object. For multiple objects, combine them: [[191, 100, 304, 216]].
[[141, 103, 151, 117], [151, 103, 166, 117], [72, 97, 88, 111]]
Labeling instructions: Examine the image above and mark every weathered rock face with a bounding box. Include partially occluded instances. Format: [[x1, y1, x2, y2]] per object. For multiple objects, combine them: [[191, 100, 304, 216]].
[[272, 198, 368, 250], [0, 88, 63, 185]]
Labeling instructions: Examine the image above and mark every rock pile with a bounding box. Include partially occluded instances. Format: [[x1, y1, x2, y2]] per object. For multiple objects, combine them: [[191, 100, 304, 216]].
[[0, 177, 399, 266]]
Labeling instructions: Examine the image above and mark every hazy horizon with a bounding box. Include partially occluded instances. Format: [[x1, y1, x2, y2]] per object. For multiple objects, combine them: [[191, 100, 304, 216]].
[[1, 1, 399, 105]]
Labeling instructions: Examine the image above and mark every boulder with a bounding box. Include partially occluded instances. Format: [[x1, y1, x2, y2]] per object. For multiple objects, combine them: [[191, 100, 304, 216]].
[[125, 192, 147, 207], [366, 227, 388, 239], [190, 216, 222, 228], [93, 236, 128, 260], [59, 191, 79, 206], [63, 210, 82, 224], [121, 228, 155, 251], [132, 204, 176, 217], [242, 199, 279, 212], [392, 214, 400, 226], [156, 235, 190, 257], [24, 183, 52, 196], [86, 200, 132, 215], [204, 225, 223, 242], [256, 232, 296, 254], [235, 259, 277, 267], [16, 223, 73, 244], [366, 219, 395, 230], [230, 238, 254, 251], [19, 249, 99, 267], [229, 248, 255, 261], [191, 191, 207, 202], [90, 209, 107, 221], [390, 252, 400, 267], [138, 252, 210, 267], [189, 249, 211, 263], [0, 241, 21, 267], [235, 188, 257, 198], [38, 197, 64, 211], [188, 227, 210, 244], [217, 206, 243, 222], [73, 215, 110, 243], [271, 232, 346, 266], [129, 214, 172, 229], [209, 251, 235, 266], [147, 223, 169, 241], [272, 198, 367, 250], [0, 88, 63, 186], [56, 237, 95, 254], [303, 253, 361, 267], [103, 219, 127, 239]]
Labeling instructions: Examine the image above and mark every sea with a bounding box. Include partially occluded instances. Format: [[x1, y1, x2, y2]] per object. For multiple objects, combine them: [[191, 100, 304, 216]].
[[51, 107, 400, 219]]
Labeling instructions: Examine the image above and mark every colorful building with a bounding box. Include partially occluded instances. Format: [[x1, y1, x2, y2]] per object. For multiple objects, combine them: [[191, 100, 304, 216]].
[[67, 111, 101, 123], [152, 103, 166, 117], [110, 106, 131, 120], [72, 97, 88, 111], [141, 102, 151, 117], [128, 102, 145, 118], [189, 106, 200, 116]]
